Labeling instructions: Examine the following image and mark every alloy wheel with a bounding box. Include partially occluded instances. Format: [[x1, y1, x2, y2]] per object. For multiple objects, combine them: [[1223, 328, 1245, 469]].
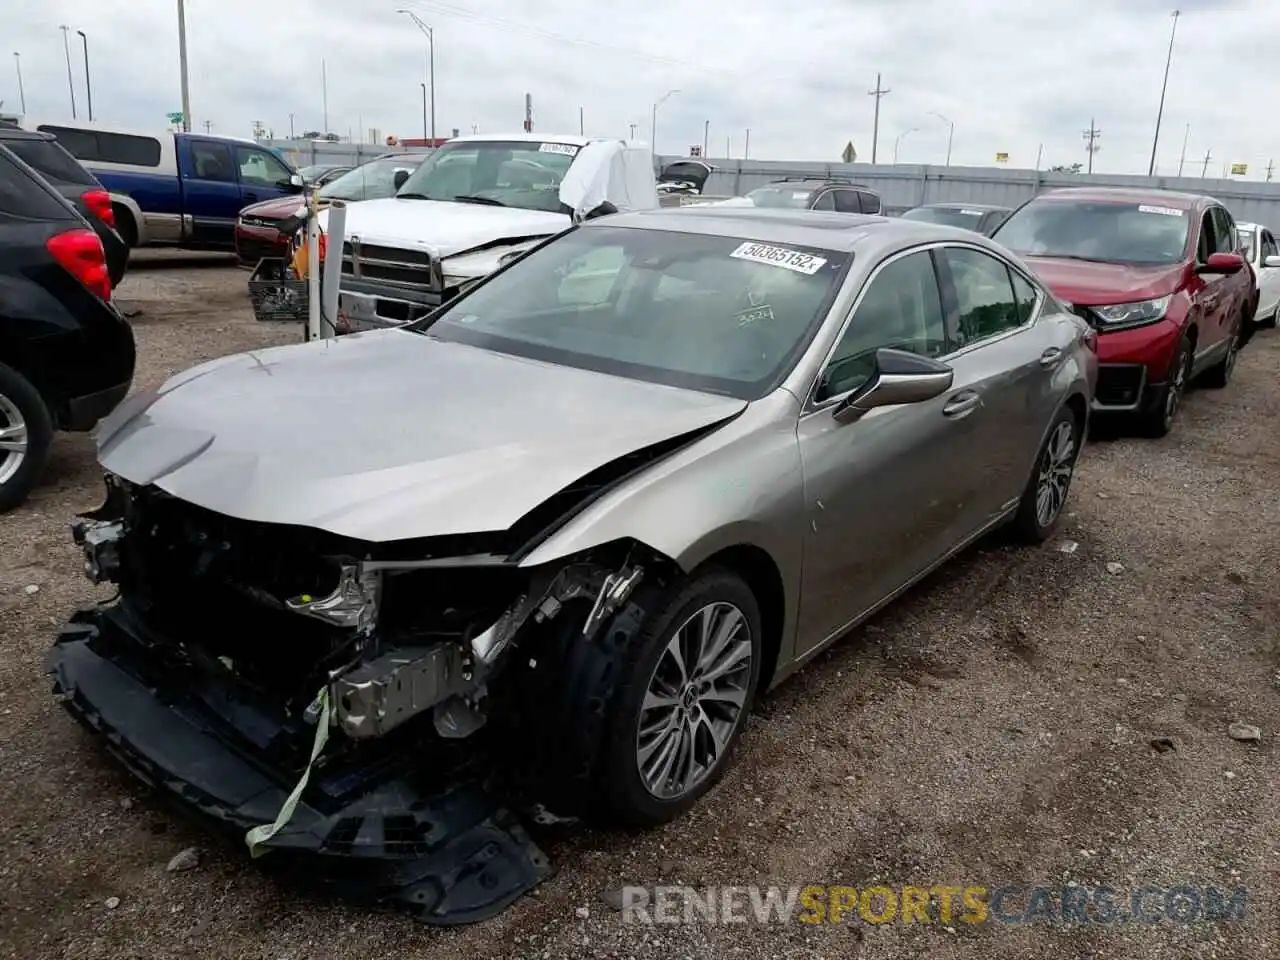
[[1164, 346, 1190, 427], [0, 393, 28, 487], [1035, 419, 1077, 528], [636, 601, 753, 801]]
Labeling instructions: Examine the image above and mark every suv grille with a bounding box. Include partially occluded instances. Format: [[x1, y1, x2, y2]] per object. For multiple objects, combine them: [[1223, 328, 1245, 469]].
[[342, 239, 443, 289]]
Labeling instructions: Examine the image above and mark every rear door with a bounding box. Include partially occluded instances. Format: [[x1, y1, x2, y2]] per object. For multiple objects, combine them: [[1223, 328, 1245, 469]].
[[178, 137, 241, 245], [1211, 205, 1252, 331], [934, 244, 1069, 533], [1257, 229, 1280, 320]]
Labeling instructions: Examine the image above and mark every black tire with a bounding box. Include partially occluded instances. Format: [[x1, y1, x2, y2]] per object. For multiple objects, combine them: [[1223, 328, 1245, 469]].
[[1201, 313, 1243, 388], [112, 206, 138, 248], [1011, 405, 1082, 543], [1261, 305, 1278, 330], [1137, 335, 1192, 438], [516, 567, 763, 827], [0, 362, 54, 514]]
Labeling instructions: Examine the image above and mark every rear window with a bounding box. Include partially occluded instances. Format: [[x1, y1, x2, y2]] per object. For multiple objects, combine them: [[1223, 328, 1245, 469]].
[[900, 206, 986, 230], [3, 137, 98, 186], [37, 126, 162, 167], [0, 147, 78, 220]]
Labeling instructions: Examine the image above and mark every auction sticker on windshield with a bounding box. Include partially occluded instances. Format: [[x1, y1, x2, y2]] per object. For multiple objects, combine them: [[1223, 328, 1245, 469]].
[[730, 242, 828, 275], [540, 143, 579, 156], [1137, 204, 1184, 217]]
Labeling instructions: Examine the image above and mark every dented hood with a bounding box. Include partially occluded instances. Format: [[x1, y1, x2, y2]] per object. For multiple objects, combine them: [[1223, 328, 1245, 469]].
[[318, 198, 570, 258], [95, 330, 745, 543]]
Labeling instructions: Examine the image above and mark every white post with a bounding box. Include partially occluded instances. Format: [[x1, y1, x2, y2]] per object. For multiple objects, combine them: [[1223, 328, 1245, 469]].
[[320, 201, 346, 338], [306, 198, 322, 342]]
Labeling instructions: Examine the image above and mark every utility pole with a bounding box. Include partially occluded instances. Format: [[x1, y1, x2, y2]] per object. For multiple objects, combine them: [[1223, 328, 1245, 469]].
[[288, 113, 294, 138], [1177, 123, 1190, 176], [59, 25, 77, 119], [420, 83, 428, 139], [867, 73, 890, 164], [12, 53, 24, 116], [1083, 118, 1101, 174], [176, 0, 191, 131], [1147, 9, 1181, 176], [203, 120, 212, 133], [579, 106, 584, 136], [397, 11, 435, 146], [1200, 147, 1212, 178], [703, 119, 709, 158], [77, 31, 92, 121], [1035, 143, 1043, 171], [725, 136, 730, 158], [321, 59, 329, 133], [629, 122, 636, 139], [1267, 159, 1275, 183], [744, 128, 750, 160]]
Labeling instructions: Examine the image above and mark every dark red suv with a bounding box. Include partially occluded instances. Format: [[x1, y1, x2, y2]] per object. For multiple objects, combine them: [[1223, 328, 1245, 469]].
[[992, 187, 1255, 436]]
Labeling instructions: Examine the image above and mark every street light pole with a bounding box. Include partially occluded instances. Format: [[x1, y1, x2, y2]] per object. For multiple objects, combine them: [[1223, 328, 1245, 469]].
[[1147, 9, 1181, 177], [176, 0, 191, 131], [703, 119, 709, 157], [77, 30, 93, 121], [420, 83, 428, 140], [59, 25, 77, 119], [397, 10, 435, 145], [930, 111, 954, 166], [893, 128, 918, 164], [12, 53, 24, 115], [651, 88, 679, 152]]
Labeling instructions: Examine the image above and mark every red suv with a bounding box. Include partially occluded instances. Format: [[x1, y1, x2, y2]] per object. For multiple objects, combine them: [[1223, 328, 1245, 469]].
[[992, 187, 1254, 436]]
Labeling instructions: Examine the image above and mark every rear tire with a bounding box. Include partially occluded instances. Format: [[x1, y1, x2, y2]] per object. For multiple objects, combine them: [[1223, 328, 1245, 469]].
[[0, 362, 54, 514], [1012, 405, 1082, 543]]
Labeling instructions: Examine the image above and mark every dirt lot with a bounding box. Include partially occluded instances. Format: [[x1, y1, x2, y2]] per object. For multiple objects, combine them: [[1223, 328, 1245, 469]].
[[1, 252, 1277, 959]]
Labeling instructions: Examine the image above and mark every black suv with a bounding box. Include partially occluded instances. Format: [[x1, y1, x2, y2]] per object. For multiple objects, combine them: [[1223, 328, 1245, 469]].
[[0, 142, 136, 511], [741, 177, 883, 214], [0, 127, 129, 288]]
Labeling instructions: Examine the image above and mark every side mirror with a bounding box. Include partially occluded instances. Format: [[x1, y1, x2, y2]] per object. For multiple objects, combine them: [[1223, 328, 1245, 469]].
[[832, 348, 954, 424], [1264, 255, 1280, 269], [1197, 251, 1245, 275], [393, 169, 410, 190]]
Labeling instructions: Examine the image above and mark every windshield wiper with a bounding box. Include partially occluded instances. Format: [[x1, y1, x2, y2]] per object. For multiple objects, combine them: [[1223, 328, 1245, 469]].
[[1027, 253, 1114, 263], [451, 195, 507, 207], [396, 192, 437, 200]]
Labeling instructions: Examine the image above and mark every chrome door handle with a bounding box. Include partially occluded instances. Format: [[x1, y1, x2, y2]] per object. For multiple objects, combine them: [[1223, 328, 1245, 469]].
[[942, 391, 981, 418], [1039, 347, 1064, 368]]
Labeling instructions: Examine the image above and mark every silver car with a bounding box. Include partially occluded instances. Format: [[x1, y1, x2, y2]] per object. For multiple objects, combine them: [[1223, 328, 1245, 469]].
[[51, 209, 1096, 906]]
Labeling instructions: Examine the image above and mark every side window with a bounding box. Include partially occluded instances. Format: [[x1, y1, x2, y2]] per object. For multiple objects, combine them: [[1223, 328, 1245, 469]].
[[97, 132, 161, 166], [38, 125, 99, 161], [1196, 211, 1216, 263], [1010, 270, 1041, 325], [943, 247, 1022, 345], [1262, 231, 1279, 261], [188, 142, 236, 183], [236, 146, 293, 187], [832, 190, 860, 214], [811, 191, 836, 211], [859, 191, 882, 214], [1211, 207, 1237, 254], [817, 251, 947, 400]]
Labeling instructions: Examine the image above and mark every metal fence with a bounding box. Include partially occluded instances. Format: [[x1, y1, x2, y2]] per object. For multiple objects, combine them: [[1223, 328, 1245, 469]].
[[656, 157, 1280, 226], [265, 140, 427, 168]]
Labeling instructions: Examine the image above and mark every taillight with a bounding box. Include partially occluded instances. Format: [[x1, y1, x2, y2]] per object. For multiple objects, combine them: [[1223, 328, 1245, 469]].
[[81, 189, 116, 228], [47, 228, 111, 301]]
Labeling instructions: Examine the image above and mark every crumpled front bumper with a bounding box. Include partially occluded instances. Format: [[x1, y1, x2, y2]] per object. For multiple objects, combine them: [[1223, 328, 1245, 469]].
[[46, 605, 553, 925]]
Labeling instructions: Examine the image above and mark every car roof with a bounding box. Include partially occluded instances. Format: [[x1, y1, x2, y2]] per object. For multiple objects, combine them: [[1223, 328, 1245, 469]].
[[0, 127, 55, 142], [922, 201, 1011, 212], [760, 177, 873, 189], [1034, 186, 1209, 210], [591, 206, 988, 253], [445, 133, 593, 147]]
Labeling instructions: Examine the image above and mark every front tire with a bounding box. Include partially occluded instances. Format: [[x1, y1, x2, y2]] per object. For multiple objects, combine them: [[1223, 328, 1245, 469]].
[[1012, 405, 1081, 543], [522, 567, 763, 827], [1137, 335, 1191, 437], [0, 362, 54, 514]]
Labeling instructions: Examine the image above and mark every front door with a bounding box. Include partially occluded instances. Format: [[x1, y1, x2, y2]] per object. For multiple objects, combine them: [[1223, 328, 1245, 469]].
[[181, 138, 241, 245], [234, 144, 297, 210], [1257, 229, 1280, 321], [795, 247, 973, 653]]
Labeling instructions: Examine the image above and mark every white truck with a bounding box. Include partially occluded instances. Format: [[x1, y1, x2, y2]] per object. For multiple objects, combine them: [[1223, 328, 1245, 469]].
[[322, 133, 659, 331]]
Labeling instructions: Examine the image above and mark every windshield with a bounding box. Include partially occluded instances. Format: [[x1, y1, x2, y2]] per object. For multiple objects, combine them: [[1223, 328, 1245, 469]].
[[900, 206, 987, 230], [413, 225, 850, 400], [321, 156, 425, 201], [993, 199, 1191, 265], [298, 164, 335, 180], [5, 138, 97, 187], [1237, 228, 1256, 259], [742, 185, 815, 209], [394, 139, 581, 212]]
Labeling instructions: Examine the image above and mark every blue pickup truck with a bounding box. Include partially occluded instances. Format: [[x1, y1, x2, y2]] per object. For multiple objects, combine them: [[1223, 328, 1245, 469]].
[[28, 121, 304, 250]]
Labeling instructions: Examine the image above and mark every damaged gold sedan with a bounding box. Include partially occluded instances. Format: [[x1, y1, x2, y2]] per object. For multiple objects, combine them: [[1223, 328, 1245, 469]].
[[48, 207, 1095, 923]]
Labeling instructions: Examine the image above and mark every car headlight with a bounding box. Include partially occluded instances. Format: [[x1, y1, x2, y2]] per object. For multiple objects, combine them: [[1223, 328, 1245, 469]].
[[1090, 295, 1172, 330]]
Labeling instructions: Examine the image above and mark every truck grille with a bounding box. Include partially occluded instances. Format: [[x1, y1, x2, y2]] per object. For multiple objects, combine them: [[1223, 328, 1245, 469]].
[[342, 238, 443, 289]]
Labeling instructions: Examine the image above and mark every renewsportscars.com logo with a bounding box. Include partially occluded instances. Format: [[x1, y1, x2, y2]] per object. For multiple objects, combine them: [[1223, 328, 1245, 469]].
[[618, 884, 1249, 926]]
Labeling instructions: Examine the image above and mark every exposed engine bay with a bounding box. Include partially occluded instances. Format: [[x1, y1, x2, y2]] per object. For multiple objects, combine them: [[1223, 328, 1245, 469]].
[[48, 470, 670, 924]]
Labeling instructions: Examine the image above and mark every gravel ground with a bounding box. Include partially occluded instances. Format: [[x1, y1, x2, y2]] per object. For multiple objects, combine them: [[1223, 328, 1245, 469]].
[[1, 253, 1277, 959]]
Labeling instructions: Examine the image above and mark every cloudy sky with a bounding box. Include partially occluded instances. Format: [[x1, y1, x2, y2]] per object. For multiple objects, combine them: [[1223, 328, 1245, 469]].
[[6, 0, 1277, 177]]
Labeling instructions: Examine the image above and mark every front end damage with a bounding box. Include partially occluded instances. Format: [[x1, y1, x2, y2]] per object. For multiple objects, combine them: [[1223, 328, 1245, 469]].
[[47, 472, 661, 924]]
